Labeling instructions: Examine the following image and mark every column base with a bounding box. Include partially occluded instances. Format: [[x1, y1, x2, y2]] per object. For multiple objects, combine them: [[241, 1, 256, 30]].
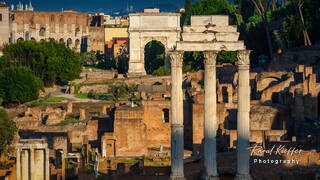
[[202, 175, 220, 180], [170, 175, 186, 180], [127, 72, 147, 77], [234, 173, 252, 180]]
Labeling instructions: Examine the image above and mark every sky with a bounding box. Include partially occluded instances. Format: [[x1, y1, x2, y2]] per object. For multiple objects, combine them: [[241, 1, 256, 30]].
[[3, 0, 186, 14]]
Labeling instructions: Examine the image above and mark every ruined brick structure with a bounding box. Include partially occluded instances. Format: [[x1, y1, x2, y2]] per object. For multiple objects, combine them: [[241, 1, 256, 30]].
[[0, 8, 105, 53]]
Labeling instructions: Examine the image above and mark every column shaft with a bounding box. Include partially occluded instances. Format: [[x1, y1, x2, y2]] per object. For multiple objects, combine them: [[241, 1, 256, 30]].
[[16, 149, 21, 180], [203, 51, 219, 180], [30, 149, 34, 180], [169, 51, 185, 180], [45, 149, 50, 180], [236, 50, 252, 180]]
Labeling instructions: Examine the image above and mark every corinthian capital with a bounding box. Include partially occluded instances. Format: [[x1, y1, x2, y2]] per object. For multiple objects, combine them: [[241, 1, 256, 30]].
[[237, 50, 252, 65], [204, 51, 219, 66], [169, 51, 184, 68]]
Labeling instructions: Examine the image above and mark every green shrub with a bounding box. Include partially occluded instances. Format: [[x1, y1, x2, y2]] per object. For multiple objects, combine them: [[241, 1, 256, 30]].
[[2, 40, 81, 86], [152, 66, 170, 76], [217, 51, 237, 63], [0, 109, 17, 156], [0, 66, 44, 104]]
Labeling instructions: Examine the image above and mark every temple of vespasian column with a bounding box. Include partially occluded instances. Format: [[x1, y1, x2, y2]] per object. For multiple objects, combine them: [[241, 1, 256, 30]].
[[16, 139, 50, 180], [128, 13, 252, 180]]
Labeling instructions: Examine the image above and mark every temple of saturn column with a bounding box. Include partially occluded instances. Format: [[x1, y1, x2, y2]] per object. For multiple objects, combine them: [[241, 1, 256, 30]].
[[16, 139, 50, 180], [128, 13, 252, 180]]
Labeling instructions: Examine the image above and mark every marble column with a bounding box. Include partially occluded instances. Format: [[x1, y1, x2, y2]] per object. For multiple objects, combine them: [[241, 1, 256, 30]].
[[16, 149, 21, 180], [169, 50, 185, 180], [61, 152, 66, 180], [22, 150, 29, 180], [235, 50, 252, 180], [203, 51, 219, 180], [45, 149, 50, 180], [30, 149, 35, 180]]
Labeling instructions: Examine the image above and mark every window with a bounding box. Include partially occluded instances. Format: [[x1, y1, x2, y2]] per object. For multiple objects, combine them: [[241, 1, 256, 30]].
[[162, 109, 170, 123], [50, 15, 55, 22], [0, 14, 2, 21]]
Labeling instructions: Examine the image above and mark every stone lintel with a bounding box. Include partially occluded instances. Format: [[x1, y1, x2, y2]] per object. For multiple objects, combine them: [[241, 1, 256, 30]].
[[128, 28, 182, 33], [176, 41, 245, 51], [183, 25, 237, 33], [129, 13, 181, 16], [191, 15, 229, 26]]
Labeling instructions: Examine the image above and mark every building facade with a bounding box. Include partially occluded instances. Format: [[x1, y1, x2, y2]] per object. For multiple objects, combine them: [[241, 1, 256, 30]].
[[0, 3, 10, 55], [0, 6, 105, 55]]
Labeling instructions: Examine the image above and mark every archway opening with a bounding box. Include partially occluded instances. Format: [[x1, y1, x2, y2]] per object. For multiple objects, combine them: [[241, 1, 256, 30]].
[[17, 38, 24, 42], [67, 38, 72, 48], [162, 109, 170, 123], [59, 38, 64, 44], [144, 40, 166, 75]]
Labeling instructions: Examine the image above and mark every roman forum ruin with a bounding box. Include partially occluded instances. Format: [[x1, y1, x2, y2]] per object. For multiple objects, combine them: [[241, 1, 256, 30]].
[[2, 9, 320, 180], [128, 14, 251, 179]]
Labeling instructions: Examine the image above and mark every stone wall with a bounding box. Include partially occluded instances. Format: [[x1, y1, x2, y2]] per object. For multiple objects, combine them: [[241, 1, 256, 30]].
[[114, 107, 147, 156], [0, 4, 10, 55]]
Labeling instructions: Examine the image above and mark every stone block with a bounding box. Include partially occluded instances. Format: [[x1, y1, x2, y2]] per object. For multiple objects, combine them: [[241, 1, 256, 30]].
[[191, 15, 229, 26]]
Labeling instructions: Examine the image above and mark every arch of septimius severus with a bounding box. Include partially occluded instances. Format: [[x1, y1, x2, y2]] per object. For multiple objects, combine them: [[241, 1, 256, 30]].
[[128, 13, 251, 180]]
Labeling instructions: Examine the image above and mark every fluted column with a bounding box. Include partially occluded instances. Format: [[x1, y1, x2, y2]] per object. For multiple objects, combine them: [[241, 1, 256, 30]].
[[45, 149, 50, 180], [203, 51, 219, 180], [16, 149, 21, 180], [30, 149, 35, 180], [169, 50, 185, 180], [235, 50, 252, 180]]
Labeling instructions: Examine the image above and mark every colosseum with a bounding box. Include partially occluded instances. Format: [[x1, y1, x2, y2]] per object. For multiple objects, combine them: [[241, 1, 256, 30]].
[[0, 4, 105, 53]]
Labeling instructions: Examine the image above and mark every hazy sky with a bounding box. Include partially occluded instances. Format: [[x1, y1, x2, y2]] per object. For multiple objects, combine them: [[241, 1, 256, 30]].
[[4, 0, 185, 13]]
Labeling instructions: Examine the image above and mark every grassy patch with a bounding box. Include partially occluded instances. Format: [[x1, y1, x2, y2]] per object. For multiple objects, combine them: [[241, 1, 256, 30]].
[[74, 93, 90, 99], [46, 96, 69, 102], [29, 101, 62, 107], [118, 159, 139, 163], [143, 158, 170, 167]]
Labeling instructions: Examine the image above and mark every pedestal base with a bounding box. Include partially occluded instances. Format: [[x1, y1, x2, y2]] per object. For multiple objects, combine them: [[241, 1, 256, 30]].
[[202, 175, 220, 180], [170, 175, 186, 180], [127, 72, 147, 77], [234, 173, 252, 180]]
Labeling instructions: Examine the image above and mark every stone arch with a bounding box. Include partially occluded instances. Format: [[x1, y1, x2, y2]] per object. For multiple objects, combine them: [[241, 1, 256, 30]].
[[144, 40, 166, 74], [67, 38, 72, 48], [59, 38, 65, 44], [39, 27, 46, 37], [30, 37, 36, 41], [75, 39, 80, 50], [17, 37, 24, 42], [127, 13, 181, 76], [40, 39, 45, 42], [75, 27, 80, 37]]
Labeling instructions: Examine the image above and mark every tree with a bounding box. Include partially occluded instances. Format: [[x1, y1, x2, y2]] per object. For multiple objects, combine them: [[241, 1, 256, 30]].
[[108, 83, 126, 104], [0, 109, 17, 159], [80, 51, 98, 66], [250, 0, 274, 61], [2, 40, 81, 86], [292, 0, 312, 46], [125, 84, 138, 107], [0, 66, 44, 104]]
